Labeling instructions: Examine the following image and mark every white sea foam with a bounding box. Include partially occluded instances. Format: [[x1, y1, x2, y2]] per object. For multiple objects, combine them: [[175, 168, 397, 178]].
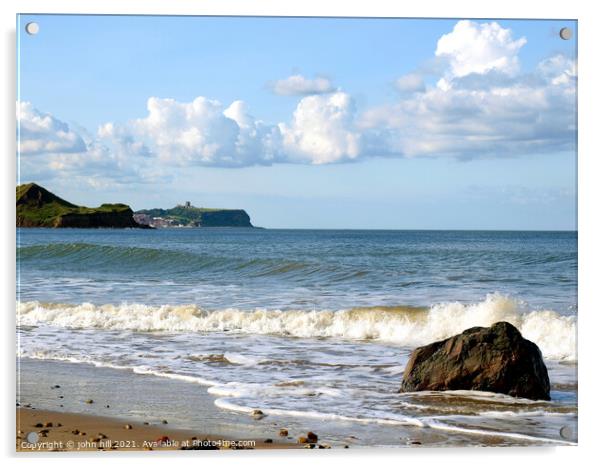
[[223, 352, 262, 366], [19, 349, 221, 386], [212, 397, 426, 427], [17, 293, 576, 360]]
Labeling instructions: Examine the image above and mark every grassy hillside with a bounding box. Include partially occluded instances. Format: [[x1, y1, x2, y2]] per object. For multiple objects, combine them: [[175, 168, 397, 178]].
[[17, 183, 139, 228]]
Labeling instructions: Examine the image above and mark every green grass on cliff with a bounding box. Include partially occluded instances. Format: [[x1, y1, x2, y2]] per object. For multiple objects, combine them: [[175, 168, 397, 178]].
[[17, 183, 132, 227]]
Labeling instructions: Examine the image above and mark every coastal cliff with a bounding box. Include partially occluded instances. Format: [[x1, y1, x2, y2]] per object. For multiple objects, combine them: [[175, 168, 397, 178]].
[[135, 205, 253, 228], [16, 183, 144, 228]]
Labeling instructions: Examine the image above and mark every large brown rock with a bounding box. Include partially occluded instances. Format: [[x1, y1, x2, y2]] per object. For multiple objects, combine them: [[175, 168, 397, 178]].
[[399, 321, 550, 400]]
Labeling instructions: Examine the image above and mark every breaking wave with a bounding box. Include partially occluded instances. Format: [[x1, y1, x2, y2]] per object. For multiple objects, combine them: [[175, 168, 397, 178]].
[[17, 294, 576, 361]]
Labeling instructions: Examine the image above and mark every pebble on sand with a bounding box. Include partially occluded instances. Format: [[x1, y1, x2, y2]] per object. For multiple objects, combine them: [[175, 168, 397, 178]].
[[85, 399, 94, 404], [307, 432, 318, 443], [298, 436, 308, 444], [124, 424, 133, 430], [279, 428, 288, 437], [162, 419, 168, 424], [251, 409, 265, 420]]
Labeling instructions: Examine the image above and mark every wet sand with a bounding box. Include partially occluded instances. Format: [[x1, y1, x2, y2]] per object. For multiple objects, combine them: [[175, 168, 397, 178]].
[[16, 358, 337, 452], [16, 407, 299, 451]]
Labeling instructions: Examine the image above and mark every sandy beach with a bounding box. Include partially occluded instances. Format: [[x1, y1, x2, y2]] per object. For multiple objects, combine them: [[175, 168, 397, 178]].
[[16, 358, 336, 452], [16, 407, 299, 451]]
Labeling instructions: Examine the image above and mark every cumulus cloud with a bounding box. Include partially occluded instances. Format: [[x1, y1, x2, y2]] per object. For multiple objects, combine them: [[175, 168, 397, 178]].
[[104, 92, 360, 166], [360, 61, 576, 159], [17, 102, 162, 187], [127, 96, 283, 167], [435, 20, 527, 82], [359, 20, 575, 159], [279, 92, 361, 164], [18, 20, 577, 176], [395, 73, 426, 93], [270, 74, 334, 96], [98, 122, 151, 158], [113, 21, 574, 166], [18, 102, 86, 155], [537, 54, 577, 86]]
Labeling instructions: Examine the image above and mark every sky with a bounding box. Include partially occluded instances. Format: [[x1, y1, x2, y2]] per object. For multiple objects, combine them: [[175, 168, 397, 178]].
[[16, 15, 577, 229]]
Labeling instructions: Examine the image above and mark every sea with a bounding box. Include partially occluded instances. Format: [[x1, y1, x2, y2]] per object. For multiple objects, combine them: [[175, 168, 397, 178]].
[[16, 228, 578, 446]]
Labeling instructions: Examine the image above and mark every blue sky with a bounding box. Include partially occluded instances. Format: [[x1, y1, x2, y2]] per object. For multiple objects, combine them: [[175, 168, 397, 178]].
[[17, 15, 577, 229]]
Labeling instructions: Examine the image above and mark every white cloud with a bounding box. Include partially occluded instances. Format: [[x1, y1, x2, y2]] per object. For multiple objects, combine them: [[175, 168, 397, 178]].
[[362, 52, 576, 158], [271, 74, 334, 96], [537, 54, 577, 86], [97, 122, 151, 158], [435, 20, 527, 88], [357, 21, 574, 159], [108, 92, 360, 166], [128, 96, 282, 167], [279, 92, 361, 164], [395, 73, 425, 93], [21, 135, 161, 188], [17, 102, 161, 187], [17, 101, 86, 155], [18, 21, 576, 177]]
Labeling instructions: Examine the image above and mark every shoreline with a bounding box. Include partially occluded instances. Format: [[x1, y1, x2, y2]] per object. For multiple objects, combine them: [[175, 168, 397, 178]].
[[16, 357, 332, 452], [16, 356, 577, 449], [17, 407, 297, 451]]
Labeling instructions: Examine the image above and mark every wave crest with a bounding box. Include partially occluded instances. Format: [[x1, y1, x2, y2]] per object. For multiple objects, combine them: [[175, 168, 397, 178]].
[[17, 294, 576, 360]]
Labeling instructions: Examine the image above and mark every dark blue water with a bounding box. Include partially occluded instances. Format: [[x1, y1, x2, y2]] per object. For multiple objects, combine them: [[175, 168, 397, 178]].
[[17, 228, 577, 313]]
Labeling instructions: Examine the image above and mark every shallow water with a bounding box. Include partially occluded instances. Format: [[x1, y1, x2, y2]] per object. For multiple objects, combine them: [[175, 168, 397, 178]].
[[16, 228, 578, 446]]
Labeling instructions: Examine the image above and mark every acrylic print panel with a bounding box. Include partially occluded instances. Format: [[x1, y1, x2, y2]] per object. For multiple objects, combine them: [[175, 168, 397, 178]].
[[16, 15, 577, 451]]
